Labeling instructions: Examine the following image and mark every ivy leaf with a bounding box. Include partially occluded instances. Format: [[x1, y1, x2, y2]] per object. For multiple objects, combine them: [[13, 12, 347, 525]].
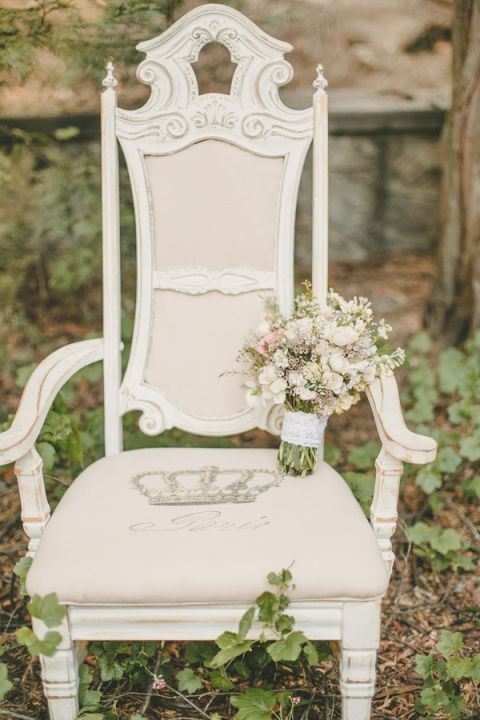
[[0, 663, 12, 702], [459, 436, 480, 462], [469, 653, 480, 680], [210, 633, 254, 669], [14, 555, 32, 596], [231, 688, 277, 720], [446, 656, 472, 680], [415, 654, 434, 678], [430, 529, 464, 555], [238, 607, 255, 641], [439, 348, 465, 394], [80, 688, 102, 708], [415, 468, 442, 494], [454, 554, 474, 571], [303, 639, 319, 666], [408, 332, 433, 354], [406, 398, 435, 424], [324, 441, 341, 465], [177, 668, 203, 694], [98, 655, 124, 682], [407, 522, 433, 546], [256, 591, 279, 624], [28, 593, 67, 628], [209, 667, 234, 691], [185, 642, 217, 664], [347, 442, 380, 470], [37, 441, 57, 472], [461, 475, 480, 499], [266, 569, 292, 587], [16, 627, 62, 657], [267, 631, 306, 662], [437, 630, 464, 658], [420, 683, 450, 711], [436, 447, 461, 473]]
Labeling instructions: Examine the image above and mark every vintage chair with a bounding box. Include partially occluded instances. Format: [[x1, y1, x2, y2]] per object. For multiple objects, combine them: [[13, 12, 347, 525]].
[[0, 4, 437, 719]]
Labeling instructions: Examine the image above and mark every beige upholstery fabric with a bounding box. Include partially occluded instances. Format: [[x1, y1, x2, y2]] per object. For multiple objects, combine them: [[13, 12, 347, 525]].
[[145, 290, 271, 417], [28, 448, 389, 605], [142, 140, 284, 416], [145, 141, 283, 271]]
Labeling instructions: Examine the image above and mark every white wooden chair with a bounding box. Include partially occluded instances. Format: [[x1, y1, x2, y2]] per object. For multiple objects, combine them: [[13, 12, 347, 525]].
[[1, 5, 437, 719]]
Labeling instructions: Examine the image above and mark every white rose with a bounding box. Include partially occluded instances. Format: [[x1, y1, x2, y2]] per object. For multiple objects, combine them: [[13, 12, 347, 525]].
[[322, 370, 344, 393], [270, 378, 287, 394], [272, 390, 286, 405], [338, 394, 354, 411], [255, 319, 270, 336], [299, 388, 317, 401], [362, 365, 376, 383], [331, 326, 359, 347], [288, 371, 305, 387], [259, 365, 278, 385], [329, 351, 351, 374]]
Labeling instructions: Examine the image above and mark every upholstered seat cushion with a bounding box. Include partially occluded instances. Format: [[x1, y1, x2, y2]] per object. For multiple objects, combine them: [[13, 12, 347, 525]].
[[27, 448, 388, 604]]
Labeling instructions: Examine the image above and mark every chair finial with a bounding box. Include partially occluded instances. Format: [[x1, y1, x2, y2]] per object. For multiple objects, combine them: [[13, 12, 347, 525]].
[[313, 64, 328, 94], [102, 60, 118, 89]]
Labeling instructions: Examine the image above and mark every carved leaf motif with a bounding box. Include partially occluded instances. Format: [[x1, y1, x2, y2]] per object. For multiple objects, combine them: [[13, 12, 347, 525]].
[[153, 267, 275, 295], [192, 99, 237, 129]]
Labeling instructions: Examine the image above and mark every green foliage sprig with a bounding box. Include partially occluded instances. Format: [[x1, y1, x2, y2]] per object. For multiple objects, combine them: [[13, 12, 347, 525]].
[[415, 630, 480, 718]]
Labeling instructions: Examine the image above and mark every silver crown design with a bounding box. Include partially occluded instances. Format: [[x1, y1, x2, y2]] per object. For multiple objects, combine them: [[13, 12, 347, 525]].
[[131, 466, 282, 505]]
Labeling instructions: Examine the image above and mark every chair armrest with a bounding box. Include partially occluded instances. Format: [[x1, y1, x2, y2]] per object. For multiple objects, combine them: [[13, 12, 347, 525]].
[[366, 373, 437, 465], [0, 339, 104, 465]]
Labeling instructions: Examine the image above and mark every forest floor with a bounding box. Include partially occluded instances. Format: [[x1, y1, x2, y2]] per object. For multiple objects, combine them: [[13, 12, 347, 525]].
[[1, 251, 479, 719]]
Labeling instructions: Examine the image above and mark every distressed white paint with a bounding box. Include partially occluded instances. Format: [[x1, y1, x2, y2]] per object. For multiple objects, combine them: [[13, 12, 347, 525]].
[[115, 2, 313, 437], [312, 64, 329, 307], [153, 267, 275, 295], [0, 6, 439, 720], [14, 448, 50, 557], [102, 64, 123, 455]]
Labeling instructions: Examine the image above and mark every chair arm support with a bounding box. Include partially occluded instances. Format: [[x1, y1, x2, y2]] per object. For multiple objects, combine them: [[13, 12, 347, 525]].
[[0, 338, 104, 465], [366, 373, 437, 465]]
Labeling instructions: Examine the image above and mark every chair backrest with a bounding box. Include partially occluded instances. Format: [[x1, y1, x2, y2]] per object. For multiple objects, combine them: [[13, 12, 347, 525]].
[[101, 3, 328, 454]]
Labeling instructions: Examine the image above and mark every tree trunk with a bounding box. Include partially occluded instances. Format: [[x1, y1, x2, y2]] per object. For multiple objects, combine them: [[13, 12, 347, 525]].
[[425, 0, 480, 344]]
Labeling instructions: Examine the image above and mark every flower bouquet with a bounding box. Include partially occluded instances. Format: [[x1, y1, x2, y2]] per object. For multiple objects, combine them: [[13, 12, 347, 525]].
[[240, 283, 405, 476]]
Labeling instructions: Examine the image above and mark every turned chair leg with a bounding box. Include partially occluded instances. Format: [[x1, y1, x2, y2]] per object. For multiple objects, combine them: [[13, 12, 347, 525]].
[[33, 616, 79, 720], [340, 601, 381, 720]]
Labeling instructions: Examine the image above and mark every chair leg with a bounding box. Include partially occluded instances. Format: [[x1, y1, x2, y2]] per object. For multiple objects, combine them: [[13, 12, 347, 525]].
[[33, 616, 79, 720], [340, 601, 381, 720]]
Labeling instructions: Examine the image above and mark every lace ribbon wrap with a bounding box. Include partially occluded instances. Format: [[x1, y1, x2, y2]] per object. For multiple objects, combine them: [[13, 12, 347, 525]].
[[280, 411, 328, 448]]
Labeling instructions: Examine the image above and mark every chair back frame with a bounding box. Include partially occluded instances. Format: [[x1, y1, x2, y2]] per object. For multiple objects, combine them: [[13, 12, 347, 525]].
[[101, 3, 329, 454]]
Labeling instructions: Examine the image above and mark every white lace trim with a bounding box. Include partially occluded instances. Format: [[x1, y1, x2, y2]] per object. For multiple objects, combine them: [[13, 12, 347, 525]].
[[280, 411, 328, 448]]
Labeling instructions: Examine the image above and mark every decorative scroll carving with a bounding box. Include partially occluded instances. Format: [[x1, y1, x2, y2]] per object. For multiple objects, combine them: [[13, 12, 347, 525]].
[[14, 448, 50, 557], [153, 267, 275, 295], [192, 98, 237, 129], [120, 387, 167, 436], [115, 4, 313, 140], [370, 447, 403, 575]]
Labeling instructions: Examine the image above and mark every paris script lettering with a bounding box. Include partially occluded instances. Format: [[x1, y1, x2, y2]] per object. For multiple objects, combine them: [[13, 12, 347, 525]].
[[129, 510, 270, 533]]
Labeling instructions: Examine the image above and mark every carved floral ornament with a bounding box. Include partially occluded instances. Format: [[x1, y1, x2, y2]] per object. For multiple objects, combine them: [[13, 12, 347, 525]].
[[111, 4, 322, 141]]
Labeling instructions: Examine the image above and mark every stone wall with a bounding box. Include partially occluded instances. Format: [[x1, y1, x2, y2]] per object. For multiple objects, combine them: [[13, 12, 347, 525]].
[[287, 90, 445, 264], [0, 90, 446, 264]]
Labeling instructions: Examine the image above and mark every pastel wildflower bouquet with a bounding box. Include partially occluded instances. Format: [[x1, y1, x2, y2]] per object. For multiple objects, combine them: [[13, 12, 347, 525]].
[[240, 284, 405, 476]]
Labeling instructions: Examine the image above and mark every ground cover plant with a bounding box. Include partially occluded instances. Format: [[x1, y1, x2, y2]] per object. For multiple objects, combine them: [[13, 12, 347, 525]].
[[0, 328, 479, 719]]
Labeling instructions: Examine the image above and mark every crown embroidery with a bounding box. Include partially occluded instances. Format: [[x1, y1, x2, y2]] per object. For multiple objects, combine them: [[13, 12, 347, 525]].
[[131, 466, 282, 505]]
